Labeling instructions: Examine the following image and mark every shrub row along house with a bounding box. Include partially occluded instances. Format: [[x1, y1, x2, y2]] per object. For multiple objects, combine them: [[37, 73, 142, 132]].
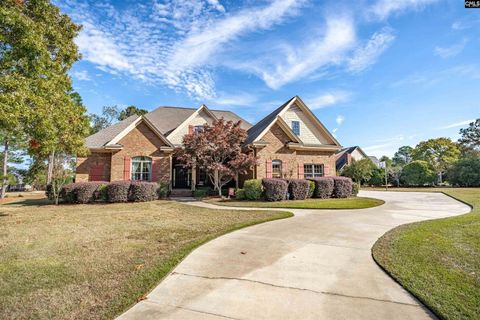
[[76, 96, 342, 190]]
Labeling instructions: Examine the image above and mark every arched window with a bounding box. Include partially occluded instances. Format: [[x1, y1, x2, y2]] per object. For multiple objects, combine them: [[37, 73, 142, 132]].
[[272, 160, 282, 178], [131, 156, 152, 181]]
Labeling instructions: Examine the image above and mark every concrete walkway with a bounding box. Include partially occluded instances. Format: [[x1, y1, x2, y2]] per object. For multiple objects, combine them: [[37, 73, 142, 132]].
[[118, 191, 470, 320]]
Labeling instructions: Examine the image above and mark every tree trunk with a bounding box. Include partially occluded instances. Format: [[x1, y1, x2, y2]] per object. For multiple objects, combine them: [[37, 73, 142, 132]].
[[235, 172, 239, 189], [47, 150, 55, 184], [215, 170, 222, 196], [1, 139, 8, 199]]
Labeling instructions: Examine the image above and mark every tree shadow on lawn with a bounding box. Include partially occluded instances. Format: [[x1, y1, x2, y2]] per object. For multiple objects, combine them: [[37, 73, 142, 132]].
[[2, 198, 52, 207]]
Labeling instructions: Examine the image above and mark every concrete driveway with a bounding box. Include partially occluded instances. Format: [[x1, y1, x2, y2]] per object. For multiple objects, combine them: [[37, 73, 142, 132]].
[[118, 191, 470, 320]]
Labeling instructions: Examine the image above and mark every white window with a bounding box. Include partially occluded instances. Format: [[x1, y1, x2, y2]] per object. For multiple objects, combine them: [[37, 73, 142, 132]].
[[291, 120, 300, 135], [304, 164, 324, 178], [131, 156, 152, 181], [272, 160, 282, 178]]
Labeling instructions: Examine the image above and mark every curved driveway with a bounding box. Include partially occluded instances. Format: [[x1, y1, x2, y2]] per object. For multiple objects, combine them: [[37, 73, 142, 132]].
[[118, 191, 470, 320]]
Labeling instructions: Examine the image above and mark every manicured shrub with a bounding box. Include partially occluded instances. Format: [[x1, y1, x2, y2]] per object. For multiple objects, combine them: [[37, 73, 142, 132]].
[[333, 176, 353, 198], [352, 183, 360, 197], [95, 183, 109, 201], [193, 187, 209, 198], [307, 180, 315, 198], [243, 179, 263, 200], [107, 181, 131, 203], [235, 188, 246, 200], [129, 181, 158, 202], [262, 178, 288, 201], [288, 179, 310, 200], [76, 182, 102, 204], [312, 177, 334, 199], [60, 183, 77, 203], [157, 182, 170, 198]]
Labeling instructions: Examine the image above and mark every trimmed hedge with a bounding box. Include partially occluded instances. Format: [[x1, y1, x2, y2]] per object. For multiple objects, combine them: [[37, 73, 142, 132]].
[[76, 182, 104, 204], [312, 177, 334, 199], [60, 183, 77, 203], [307, 180, 315, 198], [235, 188, 246, 200], [107, 181, 131, 203], [243, 179, 263, 200], [129, 181, 158, 202], [288, 179, 310, 200], [262, 178, 288, 201], [333, 176, 353, 198]]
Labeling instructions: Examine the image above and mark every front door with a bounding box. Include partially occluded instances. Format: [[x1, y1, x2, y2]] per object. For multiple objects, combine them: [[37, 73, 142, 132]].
[[173, 165, 190, 188]]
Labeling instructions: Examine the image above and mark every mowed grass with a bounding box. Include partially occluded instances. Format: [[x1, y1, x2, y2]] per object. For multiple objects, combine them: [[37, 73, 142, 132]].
[[205, 196, 384, 209], [0, 196, 292, 320], [372, 188, 480, 320]]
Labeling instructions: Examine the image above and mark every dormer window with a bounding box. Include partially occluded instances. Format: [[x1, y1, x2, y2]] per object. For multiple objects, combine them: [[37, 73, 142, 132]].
[[194, 125, 203, 133], [291, 121, 300, 135]]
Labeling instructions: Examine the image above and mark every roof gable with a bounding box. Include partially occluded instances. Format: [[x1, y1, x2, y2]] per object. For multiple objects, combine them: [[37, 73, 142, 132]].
[[246, 96, 341, 148]]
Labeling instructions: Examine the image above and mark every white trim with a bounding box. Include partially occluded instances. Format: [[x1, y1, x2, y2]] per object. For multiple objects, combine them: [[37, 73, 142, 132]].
[[253, 98, 297, 143], [165, 104, 217, 139]]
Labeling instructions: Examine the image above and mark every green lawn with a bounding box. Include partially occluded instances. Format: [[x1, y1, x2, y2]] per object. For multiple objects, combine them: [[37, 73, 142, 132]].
[[0, 196, 291, 320], [205, 196, 384, 209], [372, 188, 479, 320]]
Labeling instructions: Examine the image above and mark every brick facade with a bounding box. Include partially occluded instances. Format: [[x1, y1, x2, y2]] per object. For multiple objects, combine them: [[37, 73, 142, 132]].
[[254, 123, 336, 180], [76, 152, 112, 182], [76, 122, 172, 183]]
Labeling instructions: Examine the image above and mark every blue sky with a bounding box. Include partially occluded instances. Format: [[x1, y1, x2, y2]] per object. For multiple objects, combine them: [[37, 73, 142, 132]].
[[56, 0, 479, 157]]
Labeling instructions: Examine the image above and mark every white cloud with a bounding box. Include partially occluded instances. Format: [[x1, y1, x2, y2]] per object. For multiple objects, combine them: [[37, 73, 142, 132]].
[[72, 70, 91, 81], [439, 119, 475, 129], [348, 27, 395, 73], [370, 0, 438, 20], [209, 92, 258, 107], [306, 91, 351, 110], [434, 39, 467, 59], [240, 15, 356, 89], [336, 115, 345, 125]]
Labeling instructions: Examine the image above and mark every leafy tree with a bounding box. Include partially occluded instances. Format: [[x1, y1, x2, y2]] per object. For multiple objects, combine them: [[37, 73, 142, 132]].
[[1, 0, 89, 193], [177, 118, 257, 196], [400, 160, 436, 186], [458, 119, 480, 152], [379, 155, 392, 168], [90, 106, 120, 134], [342, 158, 376, 186], [446, 154, 480, 187], [367, 167, 384, 186], [392, 146, 413, 167], [388, 165, 403, 187], [412, 138, 460, 184], [118, 105, 148, 121]]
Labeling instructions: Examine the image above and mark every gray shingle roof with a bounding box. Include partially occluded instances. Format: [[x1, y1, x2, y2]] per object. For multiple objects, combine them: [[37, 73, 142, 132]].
[[85, 115, 140, 149], [244, 96, 295, 145], [85, 106, 252, 148]]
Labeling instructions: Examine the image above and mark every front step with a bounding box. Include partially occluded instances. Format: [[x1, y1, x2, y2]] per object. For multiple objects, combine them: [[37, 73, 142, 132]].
[[170, 188, 193, 197]]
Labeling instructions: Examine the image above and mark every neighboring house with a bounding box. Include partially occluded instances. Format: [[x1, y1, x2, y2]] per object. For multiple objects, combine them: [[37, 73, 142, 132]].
[[76, 96, 341, 189], [335, 146, 368, 172], [368, 156, 381, 168]]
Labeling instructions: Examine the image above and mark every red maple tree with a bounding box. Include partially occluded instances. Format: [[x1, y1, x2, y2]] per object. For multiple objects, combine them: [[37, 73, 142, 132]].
[[177, 118, 257, 196]]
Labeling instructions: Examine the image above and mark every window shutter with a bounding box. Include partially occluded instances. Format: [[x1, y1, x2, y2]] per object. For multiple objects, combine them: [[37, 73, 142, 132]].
[[188, 125, 194, 135], [266, 160, 272, 178], [298, 162, 304, 179], [151, 157, 159, 182], [324, 164, 329, 176], [123, 156, 131, 180]]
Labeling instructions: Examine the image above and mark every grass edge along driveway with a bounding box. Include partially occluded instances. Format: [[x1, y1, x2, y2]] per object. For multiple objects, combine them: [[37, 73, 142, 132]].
[[372, 188, 479, 320], [205, 196, 385, 209], [0, 197, 292, 320]]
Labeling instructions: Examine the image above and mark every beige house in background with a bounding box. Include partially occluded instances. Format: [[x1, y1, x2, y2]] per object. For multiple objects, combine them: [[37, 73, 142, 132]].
[[76, 96, 342, 190]]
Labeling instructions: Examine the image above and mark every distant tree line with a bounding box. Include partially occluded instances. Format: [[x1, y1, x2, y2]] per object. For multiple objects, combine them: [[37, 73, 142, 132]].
[[341, 119, 480, 188]]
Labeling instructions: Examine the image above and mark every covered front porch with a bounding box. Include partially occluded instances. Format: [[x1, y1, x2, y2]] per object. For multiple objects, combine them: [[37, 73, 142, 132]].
[[171, 157, 212, 190]]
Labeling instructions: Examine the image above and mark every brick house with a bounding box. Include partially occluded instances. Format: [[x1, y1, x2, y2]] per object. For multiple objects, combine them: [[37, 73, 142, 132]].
[[76, 96, 342, 189]]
